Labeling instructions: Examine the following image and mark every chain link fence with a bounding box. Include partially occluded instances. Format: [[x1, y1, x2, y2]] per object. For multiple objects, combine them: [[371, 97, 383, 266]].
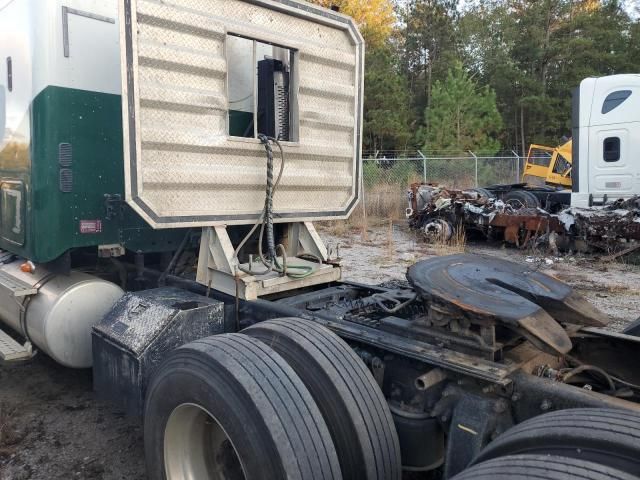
[[359, 151, 522, 220]]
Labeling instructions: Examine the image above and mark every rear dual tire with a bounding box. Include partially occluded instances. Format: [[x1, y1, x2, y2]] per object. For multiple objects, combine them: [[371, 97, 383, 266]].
[[471, 408, 640, 477], [504, 190, 540, 209], [453, 409, 640, 479], [144, 333, 342, 480], [472, 188, 494, 201], [453, 455, 638, 480], [145, 320, 402, 480], [244, 318, 402, 480]]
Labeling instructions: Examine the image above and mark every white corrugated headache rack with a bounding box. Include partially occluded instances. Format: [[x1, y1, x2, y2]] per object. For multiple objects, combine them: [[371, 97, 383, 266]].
[[120, 0, 365, 229]]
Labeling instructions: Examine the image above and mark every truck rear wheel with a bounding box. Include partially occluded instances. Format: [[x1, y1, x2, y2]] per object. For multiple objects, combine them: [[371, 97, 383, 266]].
[[504, 190, 540, 209], [472, 188, 495, 201], [452, 455, 637, 480], [244, 318, 402, 480], [144, 333, 342, 480], [472, 408, 640, 476]]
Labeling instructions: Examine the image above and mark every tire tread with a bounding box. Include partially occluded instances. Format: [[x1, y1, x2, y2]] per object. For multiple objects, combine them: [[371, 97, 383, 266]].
[[454, 455, 637, 480], [245, 318, 402, 480], [144, 333, 342, 480], [474, 408, 640, 477]]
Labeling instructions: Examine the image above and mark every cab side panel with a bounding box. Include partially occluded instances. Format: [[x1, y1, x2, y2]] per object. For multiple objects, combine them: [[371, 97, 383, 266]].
[[0, 0, 33, 254], [587, 75, 640, 201], [1, 0, 186, 263]]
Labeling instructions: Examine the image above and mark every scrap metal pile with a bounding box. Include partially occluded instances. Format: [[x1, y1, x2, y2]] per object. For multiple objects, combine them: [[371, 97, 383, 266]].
[[407, 183, 640, 253]]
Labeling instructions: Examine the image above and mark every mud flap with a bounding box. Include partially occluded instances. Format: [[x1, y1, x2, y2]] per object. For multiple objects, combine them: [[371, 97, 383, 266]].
[[443, 394, 513, 479]]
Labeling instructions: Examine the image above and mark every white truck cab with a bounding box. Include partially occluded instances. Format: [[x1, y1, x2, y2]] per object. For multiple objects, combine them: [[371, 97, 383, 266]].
[[572, 74, 640, 207]]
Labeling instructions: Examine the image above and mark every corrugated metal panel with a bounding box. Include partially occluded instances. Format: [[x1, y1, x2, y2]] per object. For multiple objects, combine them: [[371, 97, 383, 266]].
[[120, 0, 364, 228]]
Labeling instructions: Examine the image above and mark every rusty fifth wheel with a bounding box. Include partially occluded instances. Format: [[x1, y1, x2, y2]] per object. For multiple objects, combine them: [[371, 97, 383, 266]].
[[407, 254, 608, 354], [244, 318, 402, 480], [143, 334, 341, 480]]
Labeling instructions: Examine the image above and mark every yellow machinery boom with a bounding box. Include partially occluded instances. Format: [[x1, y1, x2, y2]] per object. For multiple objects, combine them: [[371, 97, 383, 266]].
[[522, 139, 573, 188]]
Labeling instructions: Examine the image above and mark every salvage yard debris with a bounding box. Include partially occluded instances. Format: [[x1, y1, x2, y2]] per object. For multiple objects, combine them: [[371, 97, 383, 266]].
[[407, 183, 640, 254]]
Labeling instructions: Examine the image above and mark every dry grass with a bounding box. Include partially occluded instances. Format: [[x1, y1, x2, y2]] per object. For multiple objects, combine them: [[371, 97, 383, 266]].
[[350, 202, 369, 241], [363, 183, 406, 221], [428, 225, 467, 256], [603, 283, 635, 295], [321, 181, 409, 239], [319, 178, 422, 248], [322, 220, 349, 237], [385, 219, 395, 261], [601, 244, 640, 267]]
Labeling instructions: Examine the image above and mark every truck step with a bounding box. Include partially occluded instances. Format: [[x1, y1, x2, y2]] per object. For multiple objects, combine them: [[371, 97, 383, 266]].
[[0, 329, 33, 362], [0, 270, 37, 297]]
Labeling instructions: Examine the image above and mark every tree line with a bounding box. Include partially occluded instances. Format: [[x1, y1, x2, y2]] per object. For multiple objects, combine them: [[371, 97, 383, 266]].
[[312, 0, 640, 155]]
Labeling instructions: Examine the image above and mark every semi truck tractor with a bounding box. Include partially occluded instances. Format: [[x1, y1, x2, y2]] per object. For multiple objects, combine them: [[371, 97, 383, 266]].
[[409, 75, 640, 250], [2, 1, 640, 479], [484, 74, 640, 212]]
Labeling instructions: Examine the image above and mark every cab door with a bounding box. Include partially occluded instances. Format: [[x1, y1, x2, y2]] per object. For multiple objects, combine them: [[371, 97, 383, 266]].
[[0, 0, 31, 248], [588, 76, 640, 199], [0, 77, 5, 145]]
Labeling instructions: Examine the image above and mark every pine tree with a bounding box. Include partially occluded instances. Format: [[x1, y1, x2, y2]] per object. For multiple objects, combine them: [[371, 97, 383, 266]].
[[401, 0, 460, 128], [421, 63, 503, 154], [364, 45, 413, 151]]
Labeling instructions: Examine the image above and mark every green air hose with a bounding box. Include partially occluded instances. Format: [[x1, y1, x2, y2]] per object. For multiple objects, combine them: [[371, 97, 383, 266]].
[[232, 136, 318, 279]]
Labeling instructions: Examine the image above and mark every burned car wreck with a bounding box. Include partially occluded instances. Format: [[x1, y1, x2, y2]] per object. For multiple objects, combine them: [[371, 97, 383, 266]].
[[407, 183, 640, 254]]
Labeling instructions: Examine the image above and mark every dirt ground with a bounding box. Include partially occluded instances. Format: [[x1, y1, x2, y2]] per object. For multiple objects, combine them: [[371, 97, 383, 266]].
[[324, 223, 640, 330], [1, 223, 638, 480], [0, 356, 145, 480]]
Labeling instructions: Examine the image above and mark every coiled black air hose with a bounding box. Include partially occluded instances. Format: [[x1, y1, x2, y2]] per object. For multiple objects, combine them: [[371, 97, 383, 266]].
[[232, 136, 318, 279]]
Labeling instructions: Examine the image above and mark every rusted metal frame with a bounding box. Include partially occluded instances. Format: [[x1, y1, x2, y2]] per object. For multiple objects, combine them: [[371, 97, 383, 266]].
[[509, 371, 640, 421], [378, 316, 501, 361], [486, 212, 564, 246], [245, 296, 514, 386]]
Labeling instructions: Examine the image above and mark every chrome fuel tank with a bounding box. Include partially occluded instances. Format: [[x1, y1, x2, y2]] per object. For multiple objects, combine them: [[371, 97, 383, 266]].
[[0, 261, 123, 368]]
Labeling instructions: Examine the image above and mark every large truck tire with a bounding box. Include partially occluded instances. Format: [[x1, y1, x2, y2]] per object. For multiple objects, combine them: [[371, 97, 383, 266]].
[[452, 455, 637, 480], [623, 317, 640, 336], [144, 333, 342, 480], [472, 188, 495, 201], [472, 408, 640, 477], [504, 190, 541, 209], [244, 318, 402, 480]]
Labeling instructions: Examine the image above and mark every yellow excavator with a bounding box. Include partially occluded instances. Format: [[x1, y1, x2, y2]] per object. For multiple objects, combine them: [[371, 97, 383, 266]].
[[522, 138, 573, 189]]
